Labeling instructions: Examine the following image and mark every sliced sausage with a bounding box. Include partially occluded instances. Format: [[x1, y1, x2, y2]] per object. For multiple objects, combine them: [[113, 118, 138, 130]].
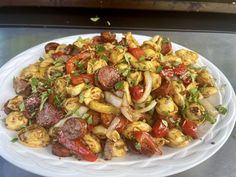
[[93, 36, 103, 45], [51, 51, 70, 61], [101, 32, 116, 43], [36, 103, 64, 127], [100, 113, 114, 128], [13, 77, 31, 96], [52, 142, 71, 157], [45, 42, 59, 53], [62, 118, 87, 140], [151, 79, 171, 98], [95, 66, 121, 90], [23, 95, 41, 118], [87, 110, 101, 126], [3, 101, 11, 115]]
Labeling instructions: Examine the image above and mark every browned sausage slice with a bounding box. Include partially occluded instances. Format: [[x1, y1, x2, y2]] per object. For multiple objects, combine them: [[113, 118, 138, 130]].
[[23, 95, 41, 119], [45, 42, 59, 53], [13, 77, 31, 96], [62, 118, 87, 140], [36, 103, 64, 127], [3, 101, 11, 115], [101, 32, 116, 43], [87, 110, 101, 126], [52, 142, 71, 157], [95, 66, 121, 90]]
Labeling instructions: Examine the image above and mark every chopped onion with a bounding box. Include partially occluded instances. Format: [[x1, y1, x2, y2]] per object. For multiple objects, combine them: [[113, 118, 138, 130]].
[[106, 117, 120, 139], [104, 91, 122, 108], [137, 100, 157, 113], [135, 71, 152, 103], [199, 98, 218, 117], [113, 90, 124, 98], [121, 95, 143, 122]]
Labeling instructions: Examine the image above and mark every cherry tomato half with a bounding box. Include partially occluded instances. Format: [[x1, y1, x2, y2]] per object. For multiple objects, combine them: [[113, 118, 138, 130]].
[[174, 64, 187, 76], [130, 85, 144, 100], [66, 52, 91, 74], [160, 66, 174, 78], [134, 131, 162, 156], [152, 119, 169, 138], [182, 120, 198, 139], [71, 74, 94, 85], [161, 42, 172, 55], [116, 116, 129, 133], [128, 48, 145, 59]]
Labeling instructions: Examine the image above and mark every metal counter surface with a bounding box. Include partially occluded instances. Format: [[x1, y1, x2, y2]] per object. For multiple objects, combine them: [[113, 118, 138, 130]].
[[0, 28, 235, 177]]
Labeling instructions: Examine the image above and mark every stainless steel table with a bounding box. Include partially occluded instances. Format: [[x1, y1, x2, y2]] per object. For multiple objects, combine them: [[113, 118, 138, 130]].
[[0, 28, 235, 177]]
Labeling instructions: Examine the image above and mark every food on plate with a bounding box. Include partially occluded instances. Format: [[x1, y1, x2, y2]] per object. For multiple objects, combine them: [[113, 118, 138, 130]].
[[3, 32, 226, 162]]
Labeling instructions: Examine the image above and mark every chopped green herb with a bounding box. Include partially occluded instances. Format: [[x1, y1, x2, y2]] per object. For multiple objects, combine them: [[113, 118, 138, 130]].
[[134, 142, 141, 151], [139, 56, 145, 62], [156, 66, 163, 73], [86, 115, 93, 125], [188, 87, 199, 103], [19, 102, 25, 112], [72, 71, 80, 77], [11, 137, 18, 143], [54, 59, 65, 67], [101, 55, 109, 62], [65, 76, 71, 86], [52, 71, 63, 78], [54, 95, 63, 108], [72, 109, 82, 117], [31, 78, 39, 93], [215, 105, 227, 115], [40, 92, 49, 111], [81, 113, 90, 119], [39, 57, 44, 62], [95, 45, 105, 53], [122, 68, 130, 77], [124, 53, 131, 64], [79, 94, 85, 103], [203, 112, 216, 124], [107, 20, 111, 26], [190, 88, 198, 95], [90, 16, 100, 22], [76, 36, 82, 42], [159, 53, 165, 62], [28, 119, 32, 126], [115, 81, 124, 90], [19, 125, 27, 129], [162, 37, 170, 44]]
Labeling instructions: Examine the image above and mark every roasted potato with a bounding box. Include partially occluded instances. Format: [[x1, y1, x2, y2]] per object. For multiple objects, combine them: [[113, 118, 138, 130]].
[[6, 96, 24, 112], [175, 49, 198, 65], [200, 86, 218, 98], [185, 103, 205, 121], [66, 83, 86, 97], [17, 125, 50, 148], [83, 87, 104, 105], [125, 32, 139, 48], [112, 139, 128, 157], [63, 97, 80, 112], [110, 47, 126, 64], [127, 71, 143, 86], [92, 125, 107, 139], [123, 121, 152, 139], [5, 112, 28, 130], [166, 128, 190, 148], [83, 134, 102, 153], [150, 72, 161, 90], [156, 97, 178, 116], [87, 59, 108, 74]]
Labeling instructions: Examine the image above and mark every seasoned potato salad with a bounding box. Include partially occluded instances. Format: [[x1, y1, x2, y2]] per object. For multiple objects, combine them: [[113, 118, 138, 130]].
[[3, 32, 227, 162]]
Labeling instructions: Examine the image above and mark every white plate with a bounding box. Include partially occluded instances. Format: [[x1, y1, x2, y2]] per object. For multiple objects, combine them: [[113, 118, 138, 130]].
[[0, 33, 235, 177]]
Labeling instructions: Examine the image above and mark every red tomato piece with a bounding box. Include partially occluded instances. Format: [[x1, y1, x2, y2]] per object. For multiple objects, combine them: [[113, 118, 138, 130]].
[[134, 131, 162, 156], [152, 119, 169, 138], [174, 64, 187, 76], [52, 51, 65, 60], [58, 132, 97, 162], [128, 48, 145, 59], [116, 116, 129, 133], [160, 66, 174, 78], [182, 120, 198, 139], [129, 86, 144, 100], [182, 76, 192, 86], [71, 74, 94, 85], [66, 52, 91, 74]]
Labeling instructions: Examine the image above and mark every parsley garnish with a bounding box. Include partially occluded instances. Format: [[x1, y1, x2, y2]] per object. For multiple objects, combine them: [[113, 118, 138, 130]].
[[90, 16, 100, 22], [53, 59, 65, 67], [156, 66, 163, 73], [101, 55, 109, 62], [54, 95, 63, 108], [86, 115, 93, 124], [39, 92, 49, 111], [39, 57, 44, 62], [139, 56, 145, 62], [79, 94, 85, 103], [159, 53, 165, 62], [124, 53, 131, 64], [95, 45, 105, 53], [203, 112, 216, 124], [114, 81, 124, 90], [188, 87, 199, 103], [31, 78, 39, 93], [107, 20, 111, 26], [19, 102, 25, 112], [11, 137, 18, 143], [215, 105, 227, 115], [134, 142, 141, 151]]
